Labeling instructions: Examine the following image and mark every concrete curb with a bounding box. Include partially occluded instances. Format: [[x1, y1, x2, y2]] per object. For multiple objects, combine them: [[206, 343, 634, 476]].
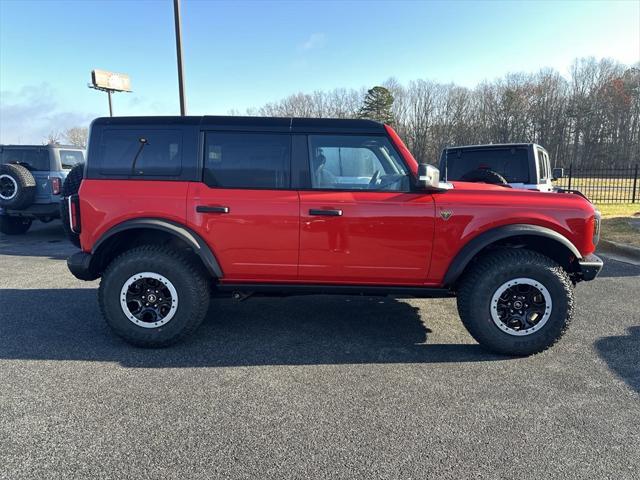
[[598, 240, 640, 262]]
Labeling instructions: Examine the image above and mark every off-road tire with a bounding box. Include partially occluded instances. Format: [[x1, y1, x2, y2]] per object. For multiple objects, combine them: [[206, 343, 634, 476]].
[[61, 163, 84, 197], [98, 245, 211, 347], [0, 215, 32, 235], [457, 248, 574, 356], [59, 164, 84, 247], [460, 168, 508, 185], [0, 163, 36, 209]]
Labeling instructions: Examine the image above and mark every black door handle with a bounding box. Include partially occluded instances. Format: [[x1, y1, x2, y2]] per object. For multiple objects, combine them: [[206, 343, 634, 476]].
[[196, 205, 230, 214], [309, 209, 343, 216]]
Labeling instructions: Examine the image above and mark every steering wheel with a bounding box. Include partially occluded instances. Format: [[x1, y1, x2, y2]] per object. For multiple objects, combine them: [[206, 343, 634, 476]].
[[368, 170, 381, 188]]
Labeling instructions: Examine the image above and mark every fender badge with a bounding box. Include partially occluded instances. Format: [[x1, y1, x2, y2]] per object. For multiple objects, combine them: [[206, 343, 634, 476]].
[[440, 209, 453, 220]]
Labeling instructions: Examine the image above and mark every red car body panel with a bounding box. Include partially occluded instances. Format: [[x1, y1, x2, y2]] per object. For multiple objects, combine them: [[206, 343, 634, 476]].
[[76, 125, 598, 288], [298, 190, 435, 284], [425, 182, 597, 284], [186, 183, 300, 281], [78, 179, 188, 250]]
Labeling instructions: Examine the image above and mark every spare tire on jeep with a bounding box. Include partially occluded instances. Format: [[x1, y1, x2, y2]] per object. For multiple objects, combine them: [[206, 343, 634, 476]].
[[0, 163, 36, 209], [460, 168, 508, 185], [59, 163, 84, 247]]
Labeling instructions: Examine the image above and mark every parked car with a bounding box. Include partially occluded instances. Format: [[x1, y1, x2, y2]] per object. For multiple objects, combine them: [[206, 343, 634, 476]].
[[64, 116, 602, 355], [0, 144, 85, 234], [439, 143, 564, 192]]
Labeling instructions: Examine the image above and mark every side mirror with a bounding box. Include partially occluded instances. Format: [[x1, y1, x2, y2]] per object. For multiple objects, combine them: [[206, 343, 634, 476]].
[[416, 163, 440, 190], [552, 168, 564, 181]]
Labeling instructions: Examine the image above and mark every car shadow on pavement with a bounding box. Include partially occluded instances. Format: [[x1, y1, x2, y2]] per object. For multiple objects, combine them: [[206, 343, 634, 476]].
[[0, 223, 75, 260], [594, 326, 640, 394], [0, 288, 506, 368]]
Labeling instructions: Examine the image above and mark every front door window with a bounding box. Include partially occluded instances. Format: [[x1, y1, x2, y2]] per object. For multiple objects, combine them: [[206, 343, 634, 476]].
[[308, 135, 411, 192]]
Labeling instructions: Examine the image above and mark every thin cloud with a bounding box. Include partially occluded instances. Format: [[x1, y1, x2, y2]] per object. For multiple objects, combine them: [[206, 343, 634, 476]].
[[298, 33, 326, 51], [0, 83, 96, 144]]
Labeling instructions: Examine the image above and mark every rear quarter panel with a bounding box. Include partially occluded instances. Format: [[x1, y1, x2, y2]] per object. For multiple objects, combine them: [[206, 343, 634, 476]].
[[78, 179, 189, 252]]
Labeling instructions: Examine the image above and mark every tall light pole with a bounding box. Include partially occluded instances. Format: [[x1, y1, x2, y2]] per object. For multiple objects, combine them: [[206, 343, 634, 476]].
[[173, 0, 187, 116]]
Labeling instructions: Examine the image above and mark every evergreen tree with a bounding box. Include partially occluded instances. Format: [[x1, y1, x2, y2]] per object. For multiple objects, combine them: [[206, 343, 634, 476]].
[[358, 86, 395, 124]]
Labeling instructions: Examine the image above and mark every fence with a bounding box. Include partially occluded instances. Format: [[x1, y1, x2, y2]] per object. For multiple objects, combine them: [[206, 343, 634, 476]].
[[554, 164, 639, 204]]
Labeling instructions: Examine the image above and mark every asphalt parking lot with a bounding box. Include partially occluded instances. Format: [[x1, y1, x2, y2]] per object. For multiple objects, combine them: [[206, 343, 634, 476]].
[[1, 222, 638, 479]]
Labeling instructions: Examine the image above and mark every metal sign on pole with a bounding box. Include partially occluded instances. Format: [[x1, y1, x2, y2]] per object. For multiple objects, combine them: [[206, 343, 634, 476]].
[[173, 0, 187, 116], [88, 69, 132, 117]]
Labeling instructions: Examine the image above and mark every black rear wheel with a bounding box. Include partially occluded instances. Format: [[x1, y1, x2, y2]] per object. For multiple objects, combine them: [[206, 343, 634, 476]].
[[0, 215, 32, 235], [98, 245, 211, 347], [457, 248, 574, 356]]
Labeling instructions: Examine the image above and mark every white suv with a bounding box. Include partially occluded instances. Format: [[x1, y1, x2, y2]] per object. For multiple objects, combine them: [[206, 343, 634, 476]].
[[439, 143, 562, 192]]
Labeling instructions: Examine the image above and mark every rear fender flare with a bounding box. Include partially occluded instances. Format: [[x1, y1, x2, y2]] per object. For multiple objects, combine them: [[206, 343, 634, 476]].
[[92, 218, 223, 278]]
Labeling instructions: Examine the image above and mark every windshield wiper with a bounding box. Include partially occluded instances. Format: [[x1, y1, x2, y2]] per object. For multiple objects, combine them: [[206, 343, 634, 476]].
[[130, 138, 149, 176]]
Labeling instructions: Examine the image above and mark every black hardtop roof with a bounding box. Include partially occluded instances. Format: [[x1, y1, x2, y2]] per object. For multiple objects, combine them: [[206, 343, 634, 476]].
[[91, 115, 386, 134]]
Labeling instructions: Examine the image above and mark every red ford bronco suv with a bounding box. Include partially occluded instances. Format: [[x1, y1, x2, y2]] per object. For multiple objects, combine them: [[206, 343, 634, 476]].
[[64, 116, 602, 355]]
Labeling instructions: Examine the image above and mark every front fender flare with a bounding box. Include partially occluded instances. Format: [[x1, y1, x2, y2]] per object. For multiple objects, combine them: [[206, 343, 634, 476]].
[[442, 224, 582, 287]]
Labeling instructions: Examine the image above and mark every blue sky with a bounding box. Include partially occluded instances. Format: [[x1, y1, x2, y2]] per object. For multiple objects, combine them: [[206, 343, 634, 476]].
[[1, 0, 639, 143]]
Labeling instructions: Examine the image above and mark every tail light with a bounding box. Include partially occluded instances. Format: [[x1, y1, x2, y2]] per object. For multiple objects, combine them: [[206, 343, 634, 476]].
[[68, 194, 81, 234], [51, 177, 61, 195]]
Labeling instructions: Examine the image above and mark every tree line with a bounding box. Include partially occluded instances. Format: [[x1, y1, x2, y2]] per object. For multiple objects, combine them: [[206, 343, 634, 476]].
[[247, 57, 639, 169], [45, 127, 88, 148]]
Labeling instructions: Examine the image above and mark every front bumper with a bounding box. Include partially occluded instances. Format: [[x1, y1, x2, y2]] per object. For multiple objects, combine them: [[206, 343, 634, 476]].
[[577, 254, 603, 281], [67, 251, 99, 281]]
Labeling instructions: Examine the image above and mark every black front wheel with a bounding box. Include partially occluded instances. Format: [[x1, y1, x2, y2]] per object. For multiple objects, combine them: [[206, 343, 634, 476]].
[[98, 245, 211, 347], [0, 215, 32, 235], [457, 248, 574, 356]]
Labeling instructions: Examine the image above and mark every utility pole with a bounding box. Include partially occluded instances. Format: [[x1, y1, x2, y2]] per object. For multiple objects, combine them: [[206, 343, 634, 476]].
[[173, 0, 187, 116]]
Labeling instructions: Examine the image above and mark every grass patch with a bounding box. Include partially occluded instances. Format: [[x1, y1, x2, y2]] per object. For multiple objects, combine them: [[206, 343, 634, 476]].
[[594, 203, 640, 247], [601, 218, 640, 247], [596, 203, 640, 218]]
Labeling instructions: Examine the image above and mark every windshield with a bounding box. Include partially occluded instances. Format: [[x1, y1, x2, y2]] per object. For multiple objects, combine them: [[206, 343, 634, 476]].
[[59, 150, 84, 169], [443, 147, 530, 183]]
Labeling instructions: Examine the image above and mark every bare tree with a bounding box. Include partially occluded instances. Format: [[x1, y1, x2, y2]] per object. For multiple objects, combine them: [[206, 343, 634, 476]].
[[44, 131, 62, 145], [62, 127, 89, 148], [246, 57, 639, 168]]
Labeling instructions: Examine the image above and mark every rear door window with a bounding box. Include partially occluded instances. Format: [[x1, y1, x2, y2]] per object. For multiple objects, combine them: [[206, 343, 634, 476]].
[[0, 148, 50, 171], [444, 147, 530, 183], [203, 132, 291, 189], [98, 130, 182, 176]]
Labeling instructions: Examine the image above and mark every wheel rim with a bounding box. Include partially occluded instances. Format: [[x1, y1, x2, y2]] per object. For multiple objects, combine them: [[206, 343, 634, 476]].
[[120, 272, 178, 328], [0, 174, 18, 201], [490, 278, 552, 336]]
